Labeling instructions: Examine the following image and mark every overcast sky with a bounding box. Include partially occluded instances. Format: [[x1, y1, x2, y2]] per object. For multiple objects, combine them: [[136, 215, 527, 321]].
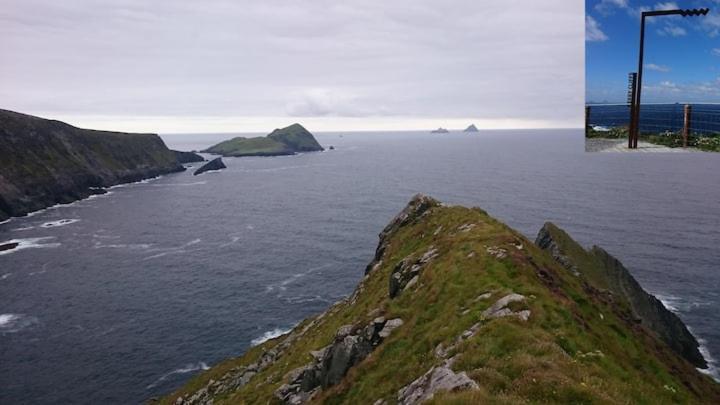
[[0, 0, 582, 133]]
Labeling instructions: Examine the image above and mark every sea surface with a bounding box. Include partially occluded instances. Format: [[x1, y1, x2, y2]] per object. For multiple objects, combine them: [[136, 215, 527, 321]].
[[588, 103, 720, 135], [1, 129, 719, 404]]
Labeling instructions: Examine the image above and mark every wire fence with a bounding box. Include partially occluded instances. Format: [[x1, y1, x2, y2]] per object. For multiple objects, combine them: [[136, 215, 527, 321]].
[[586, 103, 720, 137]]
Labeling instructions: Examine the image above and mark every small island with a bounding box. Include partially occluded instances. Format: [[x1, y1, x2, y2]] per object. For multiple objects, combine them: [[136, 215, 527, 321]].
[[463, 124, 479, 133], [430, 127, 449, 133], [202, 123, 323, 157]]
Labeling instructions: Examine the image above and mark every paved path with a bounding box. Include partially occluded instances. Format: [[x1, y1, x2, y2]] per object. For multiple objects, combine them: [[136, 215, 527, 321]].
[[585, 138, 700, 153]]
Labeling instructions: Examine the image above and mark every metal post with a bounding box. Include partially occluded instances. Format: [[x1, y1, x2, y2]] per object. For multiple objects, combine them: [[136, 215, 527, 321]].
[[628, 73, 637, 148], [683, 104, 691, 147], [629, 8, 709, 149], [632, 15, 646, 149]]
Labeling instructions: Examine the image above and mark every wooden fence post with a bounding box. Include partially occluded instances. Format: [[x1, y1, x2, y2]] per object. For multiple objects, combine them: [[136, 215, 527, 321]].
[[683, 104, 691, 148]]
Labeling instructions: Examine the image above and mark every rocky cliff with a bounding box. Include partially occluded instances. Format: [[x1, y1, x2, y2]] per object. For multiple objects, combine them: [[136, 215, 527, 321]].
[[202, 124, 323, 157], [0, 109, 184, 221], [163, 195, 719, 404]]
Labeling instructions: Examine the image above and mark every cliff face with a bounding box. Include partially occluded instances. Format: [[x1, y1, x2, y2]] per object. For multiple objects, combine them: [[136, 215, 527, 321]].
[[165, 195, 719, 404], [0, 109, 184, 220], [535, 222, 706, 368], [202, 124, 323, 157]]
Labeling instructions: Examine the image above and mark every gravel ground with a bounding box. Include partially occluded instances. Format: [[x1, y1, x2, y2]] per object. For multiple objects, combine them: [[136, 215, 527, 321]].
[[585, 138, 701, 153]]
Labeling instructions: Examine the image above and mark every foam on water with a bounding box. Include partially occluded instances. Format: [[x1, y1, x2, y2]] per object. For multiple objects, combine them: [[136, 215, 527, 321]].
[[146, 361, 210, 390], [40, 219, 80, 228], [0, 313, 39, 333], [0, 237, 61, 255], [250, 327, 292, 346]]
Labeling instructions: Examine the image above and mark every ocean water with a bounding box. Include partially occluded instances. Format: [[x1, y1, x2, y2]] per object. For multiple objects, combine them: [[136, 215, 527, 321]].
[[1, 129, 719, 404], [588, 103, 720, 135]]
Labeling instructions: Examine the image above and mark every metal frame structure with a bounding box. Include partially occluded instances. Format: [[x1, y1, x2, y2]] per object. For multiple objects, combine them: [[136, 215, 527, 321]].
[[628, 8, 709, 148]]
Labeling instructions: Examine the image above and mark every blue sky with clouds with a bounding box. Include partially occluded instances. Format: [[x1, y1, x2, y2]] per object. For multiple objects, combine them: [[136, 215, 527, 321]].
[[586, 0, 720, 103]]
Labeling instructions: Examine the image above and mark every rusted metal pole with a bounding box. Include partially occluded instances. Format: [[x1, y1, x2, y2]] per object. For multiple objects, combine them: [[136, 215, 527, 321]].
[[628, 73, 637, 149], [683, 104, 691, 147]]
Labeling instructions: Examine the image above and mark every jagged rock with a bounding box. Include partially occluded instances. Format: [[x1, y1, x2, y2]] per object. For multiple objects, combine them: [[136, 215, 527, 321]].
[[273, 317, 403, 403], [378, 318, 404, 339], [535, 223, 580, 275], [397, 364, 479, 405], [365, 194, 440, 274], [535, 222, 707, 368], [482, 293, 527, 319], [463, 124, 479, 133], [193, 158, 226, 176], [389, 246, 439, 298], [173, 150, 205, 163]]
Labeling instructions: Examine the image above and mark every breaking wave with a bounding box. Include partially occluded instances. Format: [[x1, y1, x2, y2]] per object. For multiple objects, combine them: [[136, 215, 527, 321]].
[[41, 219, 80, 228], [0, 237, 61, 255], [0, 313, 39, 333], [146, 361, 210, 389], [251, 327, 292, 346]]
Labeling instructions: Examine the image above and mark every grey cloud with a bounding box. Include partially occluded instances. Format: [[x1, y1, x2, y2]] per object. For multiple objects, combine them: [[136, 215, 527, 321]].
[[0, 0, 583, 126]]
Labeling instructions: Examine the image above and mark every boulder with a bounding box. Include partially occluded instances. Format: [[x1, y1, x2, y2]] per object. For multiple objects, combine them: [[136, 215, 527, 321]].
[[397, 364, 479, 405], [193, 158, 226, 176]]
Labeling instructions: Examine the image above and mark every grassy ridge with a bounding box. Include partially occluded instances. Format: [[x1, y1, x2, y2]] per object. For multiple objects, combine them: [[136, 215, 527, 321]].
[[164, 196, 719, 404]]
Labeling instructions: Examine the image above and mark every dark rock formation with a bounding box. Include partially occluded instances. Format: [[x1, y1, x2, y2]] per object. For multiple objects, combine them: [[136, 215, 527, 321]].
[[274, 317, 404, 404], [193, 158, 226, 176], [0, 109, 184, 221], [173, 150, 205, 163], [0, 242, 19, 252], [535, 222, 707, 368], [430, 128, 449, 133], [463, 124, 479, 133]]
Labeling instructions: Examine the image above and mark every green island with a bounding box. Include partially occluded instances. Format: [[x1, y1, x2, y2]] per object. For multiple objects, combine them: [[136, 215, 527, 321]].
[[586, 126, 720, 152], [203, 123, 324, 157], [163, 195, 719, 405]]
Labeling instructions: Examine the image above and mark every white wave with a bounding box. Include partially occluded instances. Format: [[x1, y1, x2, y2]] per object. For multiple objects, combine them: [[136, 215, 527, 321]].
[[656, 294, 709, 314], [142, 239, 202, 260], [150, 181, 207, 187], [696, 335, 720, 382], [1, 273, 11, 280], [0, 218, 11, 225], [93, 242, 153, 250], [0, 237, 61, 255], [146, 361, 210, 389], [11, 226, 35, 231], [0, 313, 39, 333], [246, 225, 255, 230], [40, 218, 80, 228], [269, 263, 332, 292], [219, 236, 241, 248], [251, 327, 292, 346]]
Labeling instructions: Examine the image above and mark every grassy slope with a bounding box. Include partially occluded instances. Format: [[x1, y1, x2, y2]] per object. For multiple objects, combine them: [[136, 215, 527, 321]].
[[267, 123, 323, 152], [164, 198, 720, 404], [203, 137, 292, 157]]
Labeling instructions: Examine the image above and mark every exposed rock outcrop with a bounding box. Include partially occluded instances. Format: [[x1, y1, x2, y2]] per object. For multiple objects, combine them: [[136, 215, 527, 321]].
[[398, 362, 479, 405], [535, 222, 707, 368], [193, 158, 226, 176], [0, 109, 184, 221], [463, 124, 479, 133], [173, 150, 205, 163], [274, 317, 404, 404]]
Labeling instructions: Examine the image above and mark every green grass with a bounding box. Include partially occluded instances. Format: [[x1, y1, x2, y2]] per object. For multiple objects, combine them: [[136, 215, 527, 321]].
[[163, 200, 720, 404]]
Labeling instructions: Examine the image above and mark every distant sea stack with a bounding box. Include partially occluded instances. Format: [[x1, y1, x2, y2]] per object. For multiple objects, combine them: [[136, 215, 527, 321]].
[[463, 124, 479, 133], [430, 127, 449, 133], [173, 150, 205, 164], [0, 109, 184, 221], [193, 157, 226, 176], [202, 123, 323, 157]]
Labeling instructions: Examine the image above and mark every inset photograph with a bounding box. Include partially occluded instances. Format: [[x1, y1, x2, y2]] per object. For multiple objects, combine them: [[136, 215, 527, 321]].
[[585, 1, 720, 152]]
